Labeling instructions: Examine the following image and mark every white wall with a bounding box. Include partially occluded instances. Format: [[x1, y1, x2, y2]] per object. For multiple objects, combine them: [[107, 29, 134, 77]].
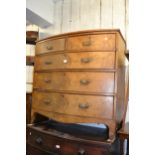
[[27, 0, 54, 26], [42, 0, 129, 47]]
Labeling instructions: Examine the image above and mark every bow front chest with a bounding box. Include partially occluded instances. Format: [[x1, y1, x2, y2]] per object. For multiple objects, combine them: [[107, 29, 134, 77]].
[[32, 29, 126, 141]]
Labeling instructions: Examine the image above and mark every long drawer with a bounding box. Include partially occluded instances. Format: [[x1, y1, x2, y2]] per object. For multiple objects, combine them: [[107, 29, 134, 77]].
[[27, 127, 113, 155], [36, 38, 65, 55], [33, 72, 115, 93], [32, 92, 113, 119], [35, 52, 115, 70], [66, 34, 116, 51]]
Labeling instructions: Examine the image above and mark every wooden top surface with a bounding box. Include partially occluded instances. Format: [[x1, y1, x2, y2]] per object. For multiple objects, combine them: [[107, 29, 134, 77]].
[[36, 29, 126, 44]]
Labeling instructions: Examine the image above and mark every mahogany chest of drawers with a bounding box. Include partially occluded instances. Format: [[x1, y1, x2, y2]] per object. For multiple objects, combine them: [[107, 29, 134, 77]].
[[31, 29, 126, 141]]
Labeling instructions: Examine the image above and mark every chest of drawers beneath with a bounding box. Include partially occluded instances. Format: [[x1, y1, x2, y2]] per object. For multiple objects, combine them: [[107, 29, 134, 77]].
[[27, 121, 119, 155]]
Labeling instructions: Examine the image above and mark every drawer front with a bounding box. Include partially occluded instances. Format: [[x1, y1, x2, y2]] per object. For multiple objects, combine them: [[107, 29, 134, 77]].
[[33, 92, 113, 119], [27, 128, 111, 155], [67, 34, 116, 51], [28, 129, 77, 155], [36, 38, 65, 55], [35, 52, 115, 70], [34, 72, 115, 93]]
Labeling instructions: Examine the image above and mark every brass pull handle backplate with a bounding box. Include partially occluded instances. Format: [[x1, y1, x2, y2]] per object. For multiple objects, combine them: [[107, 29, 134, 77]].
[[79, 103, 89, 109], [80, 79, 90, 85], [46, 46, 53, 50], [43, 99, 51, 105], [82, 41, 91, 46], [81, 58, 92, 63], [44, 61, 52, 65], [44, 79, 51, 83]]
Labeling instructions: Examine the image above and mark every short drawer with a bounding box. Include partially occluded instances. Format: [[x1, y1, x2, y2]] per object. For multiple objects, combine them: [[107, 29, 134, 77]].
[[33, 72, 115, 93], [35, 52, 115, 70], [36, 38, 65, 55], [32, 92, 114, 119], [27, 127, 113, 155], [66, 34, 116, 51]]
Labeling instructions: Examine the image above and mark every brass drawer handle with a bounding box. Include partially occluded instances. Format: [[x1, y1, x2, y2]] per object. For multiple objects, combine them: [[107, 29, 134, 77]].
[[80, 79, 90, 85], [44, 79, 51, 83], [82, 41, 91, 46], [43, 99, 51, 105], [79, 103, 89, 109], [81, 58, 92, 63], [46, 46, 53, 50], [44, 61, 52, 65], [35, 137, 43, 144]]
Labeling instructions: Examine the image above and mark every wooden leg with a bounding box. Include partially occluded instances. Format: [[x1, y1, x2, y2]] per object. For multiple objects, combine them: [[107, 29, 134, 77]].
[[107, 123, 116, 141]]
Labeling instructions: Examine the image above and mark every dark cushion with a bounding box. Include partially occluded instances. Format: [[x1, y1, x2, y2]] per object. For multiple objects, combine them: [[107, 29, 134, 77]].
[[34, 119, 109, 141]]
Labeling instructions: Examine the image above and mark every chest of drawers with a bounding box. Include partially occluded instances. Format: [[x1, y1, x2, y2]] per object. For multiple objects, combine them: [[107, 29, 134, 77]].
[[27, 120, 119, 155], [31, 29, 126, 141]]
